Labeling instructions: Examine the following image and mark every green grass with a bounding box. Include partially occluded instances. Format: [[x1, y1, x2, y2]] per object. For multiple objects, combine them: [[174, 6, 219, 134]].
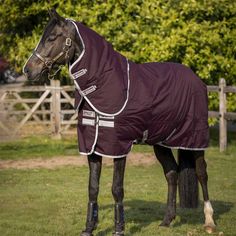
[[0, 136, 154, 160], [0, 128, 235, 160], [0, 129, 235, 235], [0, 136, 79, 160], [0, 149, 236, 235]]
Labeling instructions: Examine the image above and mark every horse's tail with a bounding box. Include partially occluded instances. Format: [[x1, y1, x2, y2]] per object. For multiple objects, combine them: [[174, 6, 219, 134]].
[[178, 150, 199, 208]]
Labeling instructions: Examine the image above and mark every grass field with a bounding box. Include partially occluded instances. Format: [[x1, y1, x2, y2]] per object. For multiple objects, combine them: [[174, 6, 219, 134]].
[[0, 132, 236, 236], [0, 136, 154, 161]]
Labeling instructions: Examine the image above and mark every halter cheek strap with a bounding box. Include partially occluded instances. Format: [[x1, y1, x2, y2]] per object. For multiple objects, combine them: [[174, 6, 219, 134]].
[[33, 37, 72, 79]]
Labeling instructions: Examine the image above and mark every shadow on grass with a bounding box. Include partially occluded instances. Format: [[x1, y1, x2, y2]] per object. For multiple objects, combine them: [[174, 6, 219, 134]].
[[97, 199, 233, 235]]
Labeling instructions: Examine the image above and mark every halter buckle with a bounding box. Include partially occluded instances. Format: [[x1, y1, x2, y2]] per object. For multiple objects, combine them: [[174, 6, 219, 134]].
[[45, 60, 53, 68], [65, 38, 72, 47]]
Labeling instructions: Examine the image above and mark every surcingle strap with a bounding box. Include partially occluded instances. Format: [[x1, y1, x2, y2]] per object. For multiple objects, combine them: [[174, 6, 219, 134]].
[[82, 110, 115, 128], [82, 85, 97, 96], [73, 68, 87, 79]]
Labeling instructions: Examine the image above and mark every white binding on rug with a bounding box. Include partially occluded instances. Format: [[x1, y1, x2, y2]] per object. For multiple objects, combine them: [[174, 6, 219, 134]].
[[94, 151, 128, 158], [157, 142, 207, 151], [67, 19, 86, 64], [88, 115, 99, 155], [68, 19, 132, 157], [68, 19, 130, 117]]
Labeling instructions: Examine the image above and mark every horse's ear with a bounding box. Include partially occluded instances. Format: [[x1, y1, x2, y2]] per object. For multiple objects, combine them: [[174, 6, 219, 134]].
[[48, 8, 65, 23], [48, 8, 54, 19]]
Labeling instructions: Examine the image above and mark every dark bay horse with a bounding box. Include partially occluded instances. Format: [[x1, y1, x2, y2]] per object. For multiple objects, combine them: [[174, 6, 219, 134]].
[[23, 9, 215, 236]]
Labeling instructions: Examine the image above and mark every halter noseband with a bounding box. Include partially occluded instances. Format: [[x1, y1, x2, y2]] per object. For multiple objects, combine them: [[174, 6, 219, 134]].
[[33, 37, 72, 79]]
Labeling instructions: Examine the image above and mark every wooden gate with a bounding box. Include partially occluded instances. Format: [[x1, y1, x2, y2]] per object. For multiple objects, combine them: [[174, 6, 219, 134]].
[[0, 80, 77, 138]]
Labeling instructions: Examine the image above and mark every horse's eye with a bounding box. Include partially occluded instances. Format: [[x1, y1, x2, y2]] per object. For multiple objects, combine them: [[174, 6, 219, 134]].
[[48, 35, 57, 42]]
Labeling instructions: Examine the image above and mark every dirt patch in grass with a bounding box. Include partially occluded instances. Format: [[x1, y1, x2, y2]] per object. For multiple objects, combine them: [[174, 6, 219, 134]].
[[0, 153, 156, 169]]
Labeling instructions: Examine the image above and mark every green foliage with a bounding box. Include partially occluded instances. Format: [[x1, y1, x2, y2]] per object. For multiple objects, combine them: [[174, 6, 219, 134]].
[[0, 0, 235, 111]]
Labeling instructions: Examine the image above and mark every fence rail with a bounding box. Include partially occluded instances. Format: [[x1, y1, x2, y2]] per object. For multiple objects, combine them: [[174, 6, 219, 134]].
[[0, 78, 235, 151]]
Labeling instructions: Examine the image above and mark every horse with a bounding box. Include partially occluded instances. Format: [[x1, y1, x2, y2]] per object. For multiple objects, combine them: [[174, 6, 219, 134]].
[[23, 9, 216, 236]]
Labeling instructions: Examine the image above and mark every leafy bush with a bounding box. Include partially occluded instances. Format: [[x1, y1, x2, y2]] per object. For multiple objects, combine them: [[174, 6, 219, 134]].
[[0, 0, 235, 112]]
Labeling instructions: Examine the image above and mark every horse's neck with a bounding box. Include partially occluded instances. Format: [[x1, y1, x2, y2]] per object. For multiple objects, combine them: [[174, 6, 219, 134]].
[[70, 31, 83, 65]]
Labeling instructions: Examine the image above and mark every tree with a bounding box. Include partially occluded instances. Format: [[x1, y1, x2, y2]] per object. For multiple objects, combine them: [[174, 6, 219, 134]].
[[0, 0, 235, 111]]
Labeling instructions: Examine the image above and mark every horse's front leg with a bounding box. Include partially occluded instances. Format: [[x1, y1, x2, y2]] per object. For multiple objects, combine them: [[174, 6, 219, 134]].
[[154, 145, 178, 226], [81, 153, 102, 236], [112, 157, 126, 236]]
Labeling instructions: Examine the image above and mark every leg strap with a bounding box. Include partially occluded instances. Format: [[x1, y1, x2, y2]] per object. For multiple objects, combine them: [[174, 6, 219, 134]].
[[82, 202, 98, 234], [114, 203, 125, 233], [87, 202, 98, 223]]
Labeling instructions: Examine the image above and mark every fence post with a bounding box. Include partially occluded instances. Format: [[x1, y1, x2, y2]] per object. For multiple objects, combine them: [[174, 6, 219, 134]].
[[219, 78, 227, 152], [50, 79, 61, 139]]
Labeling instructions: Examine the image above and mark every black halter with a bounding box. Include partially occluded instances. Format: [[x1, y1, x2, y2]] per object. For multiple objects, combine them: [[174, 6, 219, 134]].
[[33, 37, 72, 79]]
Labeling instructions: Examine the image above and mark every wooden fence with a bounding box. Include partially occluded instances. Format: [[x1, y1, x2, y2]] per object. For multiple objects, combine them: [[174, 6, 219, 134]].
[[0, 80, 77, 139], [207, 79, 236, 151], [0, 78, 235, 151]]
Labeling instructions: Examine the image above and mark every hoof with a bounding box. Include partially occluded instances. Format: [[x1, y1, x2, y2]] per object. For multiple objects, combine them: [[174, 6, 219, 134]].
[[112, 232, 124, 236], [80, 231, 93, 236], [204, 224, 216, 234], [159, 215, 175, 227]]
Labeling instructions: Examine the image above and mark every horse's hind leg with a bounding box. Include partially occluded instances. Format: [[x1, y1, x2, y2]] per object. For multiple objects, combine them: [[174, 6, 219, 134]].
[[193, 150, 216, 233], [81, 153, 102, 236], [112, 157, 126, 236], [153, 145, 178, 226]]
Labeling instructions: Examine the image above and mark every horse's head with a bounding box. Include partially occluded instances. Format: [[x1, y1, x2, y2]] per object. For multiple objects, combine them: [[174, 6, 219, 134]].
[[23, 9, 79, 81]]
